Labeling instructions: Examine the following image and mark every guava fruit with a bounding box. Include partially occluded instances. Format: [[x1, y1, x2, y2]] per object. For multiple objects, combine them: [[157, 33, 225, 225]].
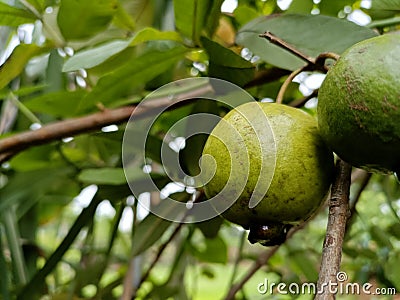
[[200, 102, 334, 246], [317, 34, 400, 174]]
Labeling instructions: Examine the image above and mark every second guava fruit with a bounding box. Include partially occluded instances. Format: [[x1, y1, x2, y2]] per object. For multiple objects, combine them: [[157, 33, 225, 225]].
[[201, 102, 334, 246], [318, 34, 400, 174]]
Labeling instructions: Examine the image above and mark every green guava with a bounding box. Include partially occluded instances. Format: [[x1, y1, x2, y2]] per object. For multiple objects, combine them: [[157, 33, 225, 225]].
[[201, 102, 334, 246], [318, 34, 400, 174]]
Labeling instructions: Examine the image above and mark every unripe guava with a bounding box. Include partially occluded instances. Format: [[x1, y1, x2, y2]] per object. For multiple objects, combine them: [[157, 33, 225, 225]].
[[201, 102, 334, 246], [318, 34, 400, 174]]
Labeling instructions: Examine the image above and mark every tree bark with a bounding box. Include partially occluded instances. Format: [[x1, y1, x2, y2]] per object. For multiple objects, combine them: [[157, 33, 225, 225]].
[[315, 159, 352, 300]]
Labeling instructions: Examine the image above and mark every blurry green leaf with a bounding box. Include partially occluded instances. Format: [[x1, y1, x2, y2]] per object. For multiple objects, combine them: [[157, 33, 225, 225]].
[[57, 0, 119, 40], [290, 251, 318, 281], [233, 5, 261, 26], [0, 2, 36, 26], [63, 39, 132, 72], [191, 236, 227, 263], [24, 0, 47, 13], [370, 226, 393, 249], [97, 174, 170, 200], [0, 168, 74, 214], [80, 45, 187, 111], [112, 2, 135, 30], [63, 29, 183, 72], [388, 222, 400, 239], [9, 145, 56, 171], [196, 215, 224, 238], [287, 0, 313, 14], [384, 251, 400, 289], [179, 99, 219, 176], [319, 0, 354, 16], [236, 14, 378, 70], [132, 192, 190, 256], [130, 28, 183, 46], [46, 49, 64, 92], [174, 0, 221, 44], [0, 44, 46, 90], [371, 0, 400, 10], [201, 37, 254, 86], [78, 168, 123, 185], [25, 90, 87, 117], [204, 0, 224, 37], [131, 214, 172, 256]]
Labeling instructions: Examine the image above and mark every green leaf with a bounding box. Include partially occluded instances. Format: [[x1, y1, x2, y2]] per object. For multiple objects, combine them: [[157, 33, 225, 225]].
[[372, 0, 400, 10], [370, 226, 393, 249], [0, 44, 46, 90], [0, 2, 36, 26], [63, 29, 182, 72], [201, 36, 254, 86], [80, 45, 187, 111], [0, 168, 74, 214], [179, 99, 219, 176], [236, 14, 378, 70], [191, 236, 227, 264], [57, 0, 119, 40], [24, 0, 47, 13], [131, 213, 172, 256], [233, 5, 262, 26], [384, 252, 400, 289], [63, 39, 132, 72], [78, 168, 125, 185], [24, 90, 87, 117], [174, 0, 221, 44], [196, 216, 224, 239], [319, 0, 355, 16], [287, 0, 313, 14], [130, 28, 183, 46], [204, 0, 224, 37]]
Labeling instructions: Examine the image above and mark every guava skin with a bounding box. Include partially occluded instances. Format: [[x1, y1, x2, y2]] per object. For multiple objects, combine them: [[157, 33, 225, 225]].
[[318, 34, 400, 174], [201, 102, 334, 245]]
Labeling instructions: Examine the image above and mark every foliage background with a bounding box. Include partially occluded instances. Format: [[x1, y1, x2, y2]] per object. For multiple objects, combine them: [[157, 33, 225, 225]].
[[0, 0, 400, 299]]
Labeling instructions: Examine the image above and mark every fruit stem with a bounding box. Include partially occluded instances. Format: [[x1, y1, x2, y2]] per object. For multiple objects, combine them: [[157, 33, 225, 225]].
[[276, 67, 305, 104], [259, 32, 316, 65]]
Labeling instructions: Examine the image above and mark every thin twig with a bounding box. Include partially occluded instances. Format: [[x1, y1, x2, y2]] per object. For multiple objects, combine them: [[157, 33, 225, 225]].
[[259, 32, 316, 65], [315, 159, 352, 300], [224, 223, 306, 300], [0, 84, 213, 163], [276, 67, 305, 104]]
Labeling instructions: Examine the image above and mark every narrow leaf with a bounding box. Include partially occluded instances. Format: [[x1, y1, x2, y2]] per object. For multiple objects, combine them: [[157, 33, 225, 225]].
[[79, 45, 186, 110], [0, 44, 45, 90], [201, 36, 254, 86], [25, 90, 87, 117], [372, 0, 400, 10], [63, 39, 132, 72], [78, 168, 126, 185], [174, 0, 214, 44], [0, 2, 36, 26], [130, 28, 183, 46]]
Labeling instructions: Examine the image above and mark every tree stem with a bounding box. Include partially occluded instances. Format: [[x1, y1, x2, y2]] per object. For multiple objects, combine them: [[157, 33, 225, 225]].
[[315, 159, 352, 300]]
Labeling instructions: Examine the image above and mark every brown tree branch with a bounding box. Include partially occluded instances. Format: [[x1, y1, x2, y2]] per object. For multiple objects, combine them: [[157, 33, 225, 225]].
[[0, 84, 214, 163], [315, 159, 352, 300]]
